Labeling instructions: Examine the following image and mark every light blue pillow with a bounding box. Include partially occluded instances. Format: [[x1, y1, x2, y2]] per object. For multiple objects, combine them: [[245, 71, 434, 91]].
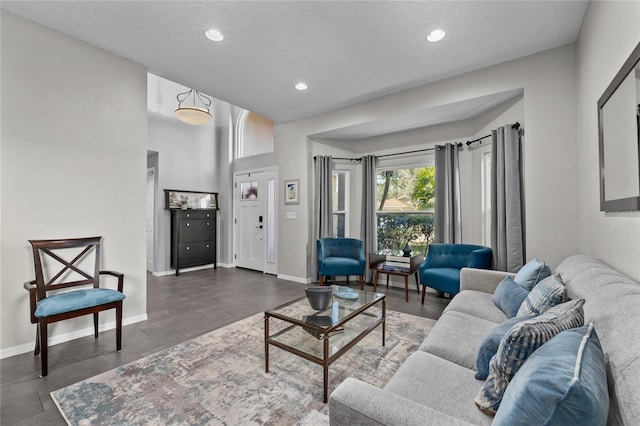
[[475, 299, 585, 414], [475, 314, 535, 380], [514, 259, 551, 290], [493, 277, 530, 318], [517, 274, 566, 317], [493, 323, 608, 426]]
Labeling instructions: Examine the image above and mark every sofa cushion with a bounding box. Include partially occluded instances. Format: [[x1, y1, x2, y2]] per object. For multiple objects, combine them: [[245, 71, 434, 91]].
[[474, 299, 585, 414], [420, 310, 498, 370], [493, 277, 530, 318], [474, 314, 536, 380], [516, 274, 566, 316], [493, 323, 608, 426], [444, 290, 508, 324], [385, 351, 494, 426], [514, 258, 551, 290]]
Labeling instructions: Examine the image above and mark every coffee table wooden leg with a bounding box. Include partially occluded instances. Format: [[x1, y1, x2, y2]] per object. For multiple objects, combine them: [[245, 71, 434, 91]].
[[264, 315, 269, 373], [373, 270, 380, 292], [323, 337, 329, 403], [404, 275, 409, 302]]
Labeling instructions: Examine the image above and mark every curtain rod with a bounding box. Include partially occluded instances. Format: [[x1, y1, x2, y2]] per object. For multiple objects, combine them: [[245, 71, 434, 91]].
[[317, 122, 522, 161], [466, 122, 521, 147]]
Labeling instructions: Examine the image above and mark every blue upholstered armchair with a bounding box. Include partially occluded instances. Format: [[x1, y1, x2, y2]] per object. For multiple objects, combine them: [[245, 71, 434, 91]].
[[419, 243, 492, 302], [317, 238, 366, 289]]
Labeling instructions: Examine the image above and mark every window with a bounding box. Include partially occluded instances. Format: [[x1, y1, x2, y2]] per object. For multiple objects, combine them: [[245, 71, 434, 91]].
[[376, 166, 435, 253], [236, 110, 275, 159], [332, 171, 349, 237]]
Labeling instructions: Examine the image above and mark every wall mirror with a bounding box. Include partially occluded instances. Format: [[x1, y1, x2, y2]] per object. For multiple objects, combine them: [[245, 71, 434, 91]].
[[598, 41, 640, 212]]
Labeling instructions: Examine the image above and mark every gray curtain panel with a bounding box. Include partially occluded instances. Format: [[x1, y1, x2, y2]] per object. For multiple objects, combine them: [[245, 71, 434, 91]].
[[312, 155, 333, 280], [491, 125, 524, 272], [435, 143, 462, 244], [360, 155, 377, 283]]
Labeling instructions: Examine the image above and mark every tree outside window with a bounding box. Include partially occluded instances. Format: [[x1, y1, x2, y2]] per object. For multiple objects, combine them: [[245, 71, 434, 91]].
[[377, 166, 435, 254]]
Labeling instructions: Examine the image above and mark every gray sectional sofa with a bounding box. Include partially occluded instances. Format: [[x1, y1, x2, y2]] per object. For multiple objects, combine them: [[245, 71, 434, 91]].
[[329, 255, 640, 425]]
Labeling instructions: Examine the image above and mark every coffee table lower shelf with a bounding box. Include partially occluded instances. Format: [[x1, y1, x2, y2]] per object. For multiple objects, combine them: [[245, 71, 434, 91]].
[[264, 298, 385, 403]]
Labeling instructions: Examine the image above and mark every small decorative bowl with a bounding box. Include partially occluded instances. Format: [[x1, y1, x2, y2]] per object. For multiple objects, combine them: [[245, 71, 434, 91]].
[[305, 286, 333, 311]]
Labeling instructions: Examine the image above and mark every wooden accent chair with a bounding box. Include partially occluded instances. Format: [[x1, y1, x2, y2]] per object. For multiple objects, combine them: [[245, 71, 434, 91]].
[[317, 238, 366, 289], [24, 236, 125, 377]]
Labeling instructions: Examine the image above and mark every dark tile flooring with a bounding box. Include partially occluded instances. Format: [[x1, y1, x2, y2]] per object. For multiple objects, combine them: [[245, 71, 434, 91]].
[[1, 267, 449, 425]]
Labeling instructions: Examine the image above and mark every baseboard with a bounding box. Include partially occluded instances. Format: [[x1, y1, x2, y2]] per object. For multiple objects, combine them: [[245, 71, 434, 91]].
[[152, 264, 215, 276], [0, 313, 148, 360], [277, 274, 311, 284]]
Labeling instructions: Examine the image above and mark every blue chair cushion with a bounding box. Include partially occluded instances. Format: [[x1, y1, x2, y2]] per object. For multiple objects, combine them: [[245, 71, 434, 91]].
[[516, 274, 567, 317], [475, 299, 585, 414], [494, 324, 608, 426], [475, 314, 536, 380], [320, 256, 363, 275], [493, 277, 530, 318], [34, 288, 126, 318], [514, 258, 552, 290], [421, 267, 461, 294]]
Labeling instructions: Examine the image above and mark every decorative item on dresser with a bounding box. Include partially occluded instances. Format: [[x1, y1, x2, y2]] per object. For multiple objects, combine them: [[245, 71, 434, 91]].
[[165, 190, 219, 276]]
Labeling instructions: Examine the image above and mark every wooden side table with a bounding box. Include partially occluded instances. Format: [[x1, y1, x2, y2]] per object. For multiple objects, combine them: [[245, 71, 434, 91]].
[[369, 253, 424, 302]]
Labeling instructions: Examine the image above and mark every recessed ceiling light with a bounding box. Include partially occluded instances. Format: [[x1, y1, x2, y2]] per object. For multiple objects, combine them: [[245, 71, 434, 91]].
[[427, 29, 445, 43], [295, 82, 308, 91], [205, 29, 224, 42]]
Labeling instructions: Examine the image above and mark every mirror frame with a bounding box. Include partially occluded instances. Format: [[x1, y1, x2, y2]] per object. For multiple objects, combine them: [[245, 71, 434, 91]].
[[598, 41, 640, 212]]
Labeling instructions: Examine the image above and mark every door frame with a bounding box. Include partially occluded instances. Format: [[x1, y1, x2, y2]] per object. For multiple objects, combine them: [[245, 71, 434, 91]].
[[233, 166, 278, 273]]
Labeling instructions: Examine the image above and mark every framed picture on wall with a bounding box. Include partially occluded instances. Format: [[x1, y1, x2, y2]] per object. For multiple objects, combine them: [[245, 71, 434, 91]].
[[284, 179, 300, 205]]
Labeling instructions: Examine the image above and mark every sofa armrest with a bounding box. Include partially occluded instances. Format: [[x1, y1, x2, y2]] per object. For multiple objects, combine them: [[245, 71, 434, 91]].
[[459, 268, 515, 294], [329, 378, 477, 426]]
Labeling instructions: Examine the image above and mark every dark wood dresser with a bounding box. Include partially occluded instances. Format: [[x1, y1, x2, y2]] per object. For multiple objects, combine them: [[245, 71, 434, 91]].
[[169, 209, 217, 275]]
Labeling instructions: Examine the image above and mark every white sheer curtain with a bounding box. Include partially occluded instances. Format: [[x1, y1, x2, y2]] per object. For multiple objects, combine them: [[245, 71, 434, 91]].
[[435, 143, 462, 243], [491, 124, 524, 272], [360, 155, 377, 282], [312, 156, 333, 280]]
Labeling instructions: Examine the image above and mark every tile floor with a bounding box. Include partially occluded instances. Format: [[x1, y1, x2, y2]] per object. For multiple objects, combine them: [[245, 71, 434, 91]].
[[0, 267, 448, 425]]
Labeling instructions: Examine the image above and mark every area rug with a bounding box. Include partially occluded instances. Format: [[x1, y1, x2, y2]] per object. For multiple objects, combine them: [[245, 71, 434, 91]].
[[51, 309, 436, 425]]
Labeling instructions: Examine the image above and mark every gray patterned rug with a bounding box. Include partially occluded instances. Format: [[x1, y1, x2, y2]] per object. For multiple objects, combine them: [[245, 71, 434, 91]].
[[51, 309, 435, 425]]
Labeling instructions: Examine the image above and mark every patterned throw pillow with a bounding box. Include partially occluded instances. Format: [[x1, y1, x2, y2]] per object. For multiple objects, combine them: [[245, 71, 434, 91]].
[[516, 274, 566, 316], [514, 259, 552, 290], [475, 314, 536, 380], [474, 299, 585, 414], [493, 277, 530, 318]]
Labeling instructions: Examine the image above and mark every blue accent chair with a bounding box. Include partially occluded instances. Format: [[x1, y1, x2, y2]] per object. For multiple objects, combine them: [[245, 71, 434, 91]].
[[25, 236, 125, 376], [317, 238, 366, 289], [419, 243, 492, 303]]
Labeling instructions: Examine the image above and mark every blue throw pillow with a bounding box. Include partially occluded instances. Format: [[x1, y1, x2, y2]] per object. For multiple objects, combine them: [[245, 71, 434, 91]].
[[494, 324, 608, 426], [475, 314, 535, 380], [517, 274, 566, 316], [493, 277, 530, 318], [475, 299, 585, 414], [514, 259, 551, 290]]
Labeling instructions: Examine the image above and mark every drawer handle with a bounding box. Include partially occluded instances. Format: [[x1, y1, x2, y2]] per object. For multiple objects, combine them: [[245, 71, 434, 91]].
[[206, 244, 210, 248], [186, 214, 190, 218], [206, 222, 210, 226], [186, 246, 190, 250], [186, 223, 190, 227], [206, 214, 210, 218]]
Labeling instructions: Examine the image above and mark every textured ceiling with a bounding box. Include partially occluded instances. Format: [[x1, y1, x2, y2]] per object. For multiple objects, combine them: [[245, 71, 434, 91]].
[[1, 1, 588, 126]]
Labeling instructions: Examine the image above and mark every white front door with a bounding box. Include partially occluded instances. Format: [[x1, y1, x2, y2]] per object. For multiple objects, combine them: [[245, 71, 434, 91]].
[[146, 168, 155, 272], [235, 172, 265, 271]]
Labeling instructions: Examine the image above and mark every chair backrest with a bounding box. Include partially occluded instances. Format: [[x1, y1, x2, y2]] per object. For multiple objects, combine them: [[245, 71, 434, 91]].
[[426, 243, 490, 269], [29, 236, 102, 302], [318, 238, 363, 259]]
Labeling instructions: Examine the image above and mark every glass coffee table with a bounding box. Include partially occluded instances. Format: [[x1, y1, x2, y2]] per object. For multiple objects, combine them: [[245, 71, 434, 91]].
[[264, 286, 385, 402]]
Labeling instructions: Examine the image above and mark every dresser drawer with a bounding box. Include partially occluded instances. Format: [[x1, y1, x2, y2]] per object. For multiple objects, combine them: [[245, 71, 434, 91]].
[[177, 210, 214, 220], [178, 219, 215, 241], [177, 241, 215, 267]]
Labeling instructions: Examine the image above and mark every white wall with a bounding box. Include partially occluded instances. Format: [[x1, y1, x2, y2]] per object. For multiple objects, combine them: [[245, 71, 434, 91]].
[[577, 1, 640, 281], [278, 43, 579, 281], [0, 12, 148, 356]]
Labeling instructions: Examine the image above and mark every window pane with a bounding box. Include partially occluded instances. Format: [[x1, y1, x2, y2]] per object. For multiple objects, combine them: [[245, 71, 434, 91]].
[[376, 166, 435, 254], [333, 213, 346, 237]]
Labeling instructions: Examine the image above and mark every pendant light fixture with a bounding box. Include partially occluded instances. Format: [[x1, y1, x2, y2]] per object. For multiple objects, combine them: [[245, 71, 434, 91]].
[[175, 89, 213, 125]]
